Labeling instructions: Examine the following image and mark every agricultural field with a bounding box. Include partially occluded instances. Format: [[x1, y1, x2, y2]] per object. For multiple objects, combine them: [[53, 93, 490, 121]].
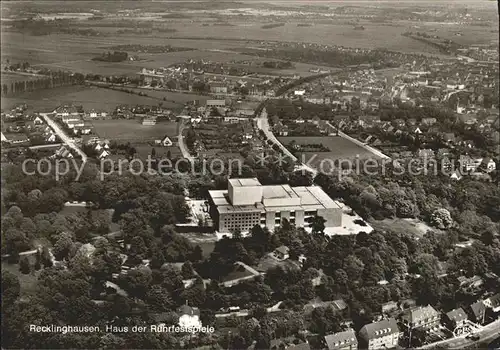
[[1, 85, 178, 112], [91, 119, 178, 142], [278, 135, 377, 170]]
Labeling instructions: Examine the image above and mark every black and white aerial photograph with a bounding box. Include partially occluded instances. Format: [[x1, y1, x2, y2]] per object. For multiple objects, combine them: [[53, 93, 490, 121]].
[[0, 0, 499, 349]]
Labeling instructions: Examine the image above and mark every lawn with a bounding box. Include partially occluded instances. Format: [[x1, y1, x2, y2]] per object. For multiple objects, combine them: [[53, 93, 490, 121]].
[[2, 261, 41, 297], [369, 218, 441, 239], [91, 119, 179, 142], [278, 135, 376, 169]]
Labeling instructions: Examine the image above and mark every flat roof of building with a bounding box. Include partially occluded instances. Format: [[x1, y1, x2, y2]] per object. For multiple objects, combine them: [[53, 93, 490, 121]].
[[228, 178, 261, 187], [209, 184, 341, 213]]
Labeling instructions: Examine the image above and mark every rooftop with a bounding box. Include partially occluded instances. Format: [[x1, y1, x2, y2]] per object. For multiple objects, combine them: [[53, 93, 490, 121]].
[[360, 318, 399, 340], [324, 329, 357, 350]]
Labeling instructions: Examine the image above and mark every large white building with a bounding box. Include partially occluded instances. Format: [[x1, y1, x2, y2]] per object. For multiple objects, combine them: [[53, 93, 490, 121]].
[[208, 178, 342, 233]]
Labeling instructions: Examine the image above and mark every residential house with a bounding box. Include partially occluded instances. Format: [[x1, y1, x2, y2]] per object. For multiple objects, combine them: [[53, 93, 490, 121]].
[[413, 127, 423, 135], [417, 149, 435, 159], [421, 117, 437, 126], [450, 170, 463, 181], [442, 132, 456, 143], [1, 132, 8, 142], [483, 293, 500, 313], [324, 329, 358, 350], [177, 304, 202, 329], [459, 155, 483, 172], [73, 124, 93, 135], [358, 318, 401, 350], [66, 119, 85, 130], [457, 275, 484, 291], [210, 83, 228, 94], [62, 115, 81, 124], [401, 305, 440, 330], [160, 135, 173, 147], [274, 123, 289, 136], [273, 246, 290, 260], [142, 116, 157, 126], [479, 157, 496, 173], [444, 308, 468, 329], [98, 149, 110, 159], [381, 301, 399, 315], [467, 301, 486, 324], [3, 133, 30, 145], [303, 299, 347, 315], [54, 105, 79, 118], [436, 148, 451, 158], [33, 115, 44, 125], [46, 133, 57, 143]]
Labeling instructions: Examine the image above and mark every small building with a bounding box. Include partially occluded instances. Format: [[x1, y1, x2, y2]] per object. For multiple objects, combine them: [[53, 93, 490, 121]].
[[381, 301, 399, 315], [324, 328, 358, 350], [479, 157, 496, 173], [358, 318, 400, 350], [467, 301, 486, 324], [142, 116, 157, 126], [483, 293, 500, 313], [206, 99, 226, 108], [274, 246, 290, 260], [401, 305, 440, 330], [177, 304, 202, 329], [445, 308, 468, 329], [421, 117, 437, 126], [160, 135, 173, 147], [210, 83, 228, 94]]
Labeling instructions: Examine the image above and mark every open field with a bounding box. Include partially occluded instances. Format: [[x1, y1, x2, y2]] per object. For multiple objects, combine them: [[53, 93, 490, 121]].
[[1, 85, 178, 112], [91, 119, 178, 142], [278, 135, 376, 169], [369, 218, 441, 239]]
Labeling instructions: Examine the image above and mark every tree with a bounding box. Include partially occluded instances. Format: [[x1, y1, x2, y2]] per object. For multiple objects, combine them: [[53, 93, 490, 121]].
[[1, 270, 20, 305], [431, 208, 453, 229], [181, 261, 195, 279], [19, 256, 31, 275], [150, 250, 166, 270], [343, 255, 365, 281], [311, 216, 326, 235]]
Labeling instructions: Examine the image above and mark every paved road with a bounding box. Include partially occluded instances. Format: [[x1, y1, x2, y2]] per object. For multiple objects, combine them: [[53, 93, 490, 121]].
[[177, 119, 195, 161], [419, 319, 500, 349], [40, 113, 88, 163]]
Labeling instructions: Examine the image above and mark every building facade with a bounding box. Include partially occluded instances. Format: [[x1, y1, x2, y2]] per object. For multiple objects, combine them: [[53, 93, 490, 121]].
[[401, 305, 440, 330], [324, 328, 358, 350], [358, 318, 400, 350], [208, 178, 342, 233]]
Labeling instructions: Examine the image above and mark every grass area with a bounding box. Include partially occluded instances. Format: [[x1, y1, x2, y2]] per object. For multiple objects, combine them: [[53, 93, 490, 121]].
[[369, 217, 440, 239], [221, 264, 253, 282], [255, 254, 299, 273], [91, 119, 178, 142], [132, 143, 182, 159], [278, 135, 375, 169], [1, 85, 175, 113], [2, 261, 41, 297]]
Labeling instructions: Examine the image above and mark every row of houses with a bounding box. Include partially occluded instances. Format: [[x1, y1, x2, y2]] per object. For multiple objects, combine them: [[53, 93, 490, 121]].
[[324, 294, 500, 350]]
